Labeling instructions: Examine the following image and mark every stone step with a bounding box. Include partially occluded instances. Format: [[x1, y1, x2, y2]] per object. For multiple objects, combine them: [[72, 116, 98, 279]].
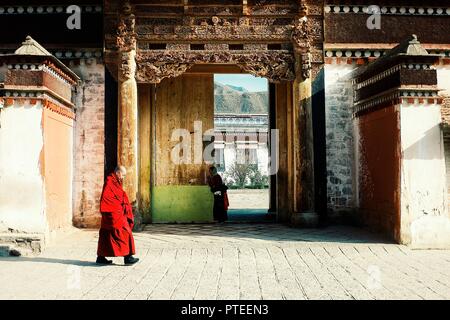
[[0, 233, 44, 256]]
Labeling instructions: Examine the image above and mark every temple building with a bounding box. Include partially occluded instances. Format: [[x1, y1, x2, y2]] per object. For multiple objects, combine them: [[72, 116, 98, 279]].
[[1, 0, 450, 253], [214, 113, 269, 177]]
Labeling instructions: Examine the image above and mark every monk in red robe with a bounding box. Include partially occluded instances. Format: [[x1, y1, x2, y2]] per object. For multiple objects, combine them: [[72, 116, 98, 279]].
[[207, 166, 229, 223], [96, 166, 139, 265]]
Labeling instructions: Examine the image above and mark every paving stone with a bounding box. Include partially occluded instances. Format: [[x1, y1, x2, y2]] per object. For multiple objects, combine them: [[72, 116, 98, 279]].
[[1, 224, 450, 300]]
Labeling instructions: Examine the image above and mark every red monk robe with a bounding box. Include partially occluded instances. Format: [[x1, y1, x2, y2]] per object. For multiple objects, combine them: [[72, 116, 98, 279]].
[[97, 172, 136, 257]]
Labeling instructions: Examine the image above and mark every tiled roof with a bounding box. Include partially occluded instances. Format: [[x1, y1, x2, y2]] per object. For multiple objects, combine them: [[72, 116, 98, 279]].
[[14, 36, 52, 56]]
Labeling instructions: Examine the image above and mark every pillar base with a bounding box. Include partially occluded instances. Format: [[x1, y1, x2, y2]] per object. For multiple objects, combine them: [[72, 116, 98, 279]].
[[290, 211, 319, 228]]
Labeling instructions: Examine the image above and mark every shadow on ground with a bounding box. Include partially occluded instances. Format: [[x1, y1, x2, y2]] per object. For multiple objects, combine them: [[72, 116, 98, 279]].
[[0, 257, 105, 267], [137, 223, 394, 245], [227, 208, 275, 223]]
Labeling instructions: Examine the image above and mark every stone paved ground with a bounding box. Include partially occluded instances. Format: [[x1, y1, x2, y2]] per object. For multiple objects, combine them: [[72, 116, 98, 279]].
[[1, 223, 450, 300], [227, 189, 269, 209]]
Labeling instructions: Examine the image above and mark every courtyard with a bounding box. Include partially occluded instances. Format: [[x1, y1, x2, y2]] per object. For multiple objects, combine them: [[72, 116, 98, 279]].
[[1, 224, 450, 300]]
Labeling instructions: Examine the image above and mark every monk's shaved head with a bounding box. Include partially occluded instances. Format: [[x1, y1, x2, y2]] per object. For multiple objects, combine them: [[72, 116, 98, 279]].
[[115, 166, 127, 181], [115, 166, 127, 175]]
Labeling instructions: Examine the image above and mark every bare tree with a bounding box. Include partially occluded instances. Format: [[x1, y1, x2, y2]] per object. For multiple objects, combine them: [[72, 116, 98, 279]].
[[227, 163, 256, 188]]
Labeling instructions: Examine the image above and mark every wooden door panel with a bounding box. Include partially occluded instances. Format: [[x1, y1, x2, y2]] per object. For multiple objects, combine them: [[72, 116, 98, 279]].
[[151, 74, 214, 222]]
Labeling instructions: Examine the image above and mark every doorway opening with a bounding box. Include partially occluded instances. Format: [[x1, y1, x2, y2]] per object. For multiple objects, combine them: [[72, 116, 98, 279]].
[[213, 74, 275, 222]]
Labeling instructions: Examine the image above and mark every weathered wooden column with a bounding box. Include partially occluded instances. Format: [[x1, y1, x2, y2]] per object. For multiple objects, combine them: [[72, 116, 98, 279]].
[[138, 84, 152, 223], [116, 2, 140, 228], [290, 3, 319, 226]]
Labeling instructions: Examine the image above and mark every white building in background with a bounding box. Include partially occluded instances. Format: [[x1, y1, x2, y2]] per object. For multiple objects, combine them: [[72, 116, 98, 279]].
[[214, 113, 269, 177]]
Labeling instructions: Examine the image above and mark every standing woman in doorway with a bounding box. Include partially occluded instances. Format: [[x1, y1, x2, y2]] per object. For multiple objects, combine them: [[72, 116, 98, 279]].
[[207, 166, 229, 223]]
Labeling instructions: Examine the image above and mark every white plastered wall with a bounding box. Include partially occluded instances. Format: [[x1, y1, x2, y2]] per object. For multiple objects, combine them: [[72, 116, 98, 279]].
[[0, 101, 47, 234], [400, 101, 450, 248], [436, 65, 450, 96]]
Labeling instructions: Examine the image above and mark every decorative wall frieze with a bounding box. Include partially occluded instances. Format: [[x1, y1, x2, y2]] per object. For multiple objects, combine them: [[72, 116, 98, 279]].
[[4, 61, 77, 86], [354, 63, 435, 90], [6, 63, 41, 70], [1, 90, 43, 98], [0, 91, 76, 119], [105, 25, 294, 46], [326, 49, 385, 59], [135, 50, 296, 83], [326, 49, 450, 59], [54, 50, 103, 60], [136, 42, 293, 51], [353, 88, 441, 118], [42, 64, 74, 86], [41, 97, 76, 120], [353, 89, 400, 117], [399, 89, 440, 99], [324, 5, 450, 16], [325, 49, 450, 66], [0, 50, 103, 61], [1, 88, 74, 105], [0, 5, 102, 15]]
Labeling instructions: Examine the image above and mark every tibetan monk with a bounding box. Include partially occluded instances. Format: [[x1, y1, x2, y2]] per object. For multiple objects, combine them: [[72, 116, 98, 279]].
[[207, 166, 229, 223], [96, 166, 139, 265]]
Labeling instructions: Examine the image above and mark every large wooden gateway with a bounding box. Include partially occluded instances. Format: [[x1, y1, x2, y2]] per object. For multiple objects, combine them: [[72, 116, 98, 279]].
[[104, 0, 324, 224]]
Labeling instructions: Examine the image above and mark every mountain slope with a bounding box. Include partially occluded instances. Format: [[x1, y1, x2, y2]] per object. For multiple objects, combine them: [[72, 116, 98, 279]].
[[214, 82, 268, 114]]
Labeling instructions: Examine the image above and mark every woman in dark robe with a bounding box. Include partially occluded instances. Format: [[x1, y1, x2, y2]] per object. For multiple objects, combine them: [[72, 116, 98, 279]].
[[207, 166, 229, 223]]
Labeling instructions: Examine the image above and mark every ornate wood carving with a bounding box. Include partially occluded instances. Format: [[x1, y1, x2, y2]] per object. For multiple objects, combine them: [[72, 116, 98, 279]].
[[128, 24, 294, 43], [135, 50, 295, 83], [117, 1, 137, 81], [119, 51, 136, 82], [116, 1, 136, 51], [104, 0, 324, 82], [292, 3, 313, 79]]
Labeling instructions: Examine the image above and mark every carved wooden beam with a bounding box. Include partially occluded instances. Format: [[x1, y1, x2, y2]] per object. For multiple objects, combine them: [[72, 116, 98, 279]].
[[242, 0, 248, 15], [103, 0, 324, 82], [135, 50, 296, 84]]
